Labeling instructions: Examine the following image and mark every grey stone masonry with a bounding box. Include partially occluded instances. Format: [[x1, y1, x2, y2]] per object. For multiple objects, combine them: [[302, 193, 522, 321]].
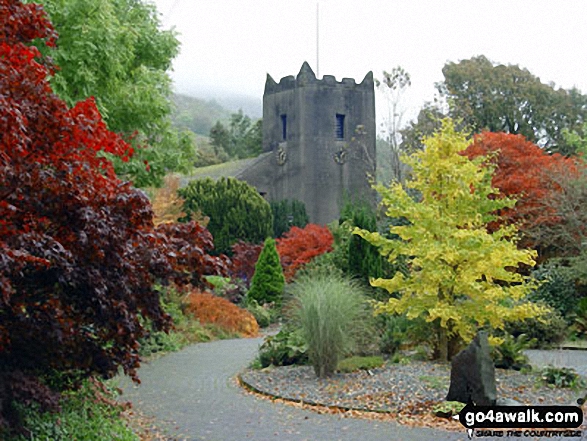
[[239, 62, 376, 225]]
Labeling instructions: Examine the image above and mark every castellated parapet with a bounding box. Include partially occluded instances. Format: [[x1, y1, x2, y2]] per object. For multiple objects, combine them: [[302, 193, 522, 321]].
[[238, 62, 376, 225]]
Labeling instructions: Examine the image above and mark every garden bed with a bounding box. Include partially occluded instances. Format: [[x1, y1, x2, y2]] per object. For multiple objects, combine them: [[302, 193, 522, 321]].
[[239, 361, 585, 430]]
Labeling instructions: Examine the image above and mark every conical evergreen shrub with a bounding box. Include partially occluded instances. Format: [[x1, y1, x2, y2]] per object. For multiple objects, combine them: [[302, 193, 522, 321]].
[[248, 238, 285, 306]]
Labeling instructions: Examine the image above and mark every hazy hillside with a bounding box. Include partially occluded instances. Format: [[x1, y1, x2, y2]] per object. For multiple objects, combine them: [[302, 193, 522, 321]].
[[170, 94, 232, 136]]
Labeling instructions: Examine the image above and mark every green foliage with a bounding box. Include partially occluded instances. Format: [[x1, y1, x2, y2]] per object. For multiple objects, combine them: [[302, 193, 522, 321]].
[[531, 263, 579, 319], [492, 334, 534, 370], [248, 238, 285, 306], [34, 0, 196, 186], [573, 297, 587, 337], [439, 55, 587, 155], [289, 272, 369, 377], [399, 102, 445, 154], [337, 356, 384, 373], [540, 366, 585, 389], [340, 199, 385, 282], [433, 401, 466, 418], [271, 199, 309, 238], [209, 110, 262, 159], [179, 177, 273, 254], [244, 299, 272, 328], [377, 314, 429, 355], [7, 379, 136, 441], [504, 308, 568, 348], [355, 120, 545, 360], [256, 327, 309, 368]]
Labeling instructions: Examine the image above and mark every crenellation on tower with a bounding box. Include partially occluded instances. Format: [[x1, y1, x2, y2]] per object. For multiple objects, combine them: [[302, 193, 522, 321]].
[[240, 61, 376, 224]]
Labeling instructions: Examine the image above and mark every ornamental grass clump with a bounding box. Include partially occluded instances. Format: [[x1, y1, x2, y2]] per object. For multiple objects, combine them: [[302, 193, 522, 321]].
[[290, 273, 368, 377]]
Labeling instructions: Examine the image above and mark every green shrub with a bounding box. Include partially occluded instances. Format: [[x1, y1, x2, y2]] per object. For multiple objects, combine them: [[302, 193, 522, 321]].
[[271, 199, 309, 238], [337, 356, 384, 373], [540, 366, 585, 389], [573, 297, 587, 337], [245, 299, 272, 328], [289, 272, 369, 377], [8, 379, 136, 441], [531, 263, 578, 318], [341, 200, 385, 282], [492, 334, 534, 370], [256, 327, 308, 368], [377, 313, 430, 355], [179, 177, 272, 254], [248, 238, 285, 306], [504, 307, 568, 348]]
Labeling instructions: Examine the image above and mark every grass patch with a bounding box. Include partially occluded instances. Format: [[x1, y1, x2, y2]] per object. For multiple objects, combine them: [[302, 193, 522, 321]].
[[419, 375, 445, 390], [337, 356, 384, 373], [6, 379, 136, 441]]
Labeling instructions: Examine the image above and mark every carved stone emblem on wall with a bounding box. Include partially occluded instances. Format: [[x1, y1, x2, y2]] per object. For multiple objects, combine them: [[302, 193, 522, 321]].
[[276, 145, 287, 165], [333, 147, 347, 164]]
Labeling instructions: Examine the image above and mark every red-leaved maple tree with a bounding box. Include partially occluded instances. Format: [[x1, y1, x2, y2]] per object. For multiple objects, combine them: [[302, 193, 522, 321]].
[[228, 240, 263, 287], [0, 0, 226, 430], [276, 224, 334, 281], [463, 132, 579, 244]]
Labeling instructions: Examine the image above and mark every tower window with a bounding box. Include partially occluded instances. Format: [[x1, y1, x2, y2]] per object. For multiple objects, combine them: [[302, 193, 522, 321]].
[[335, 114, 345, 139], [281, 114, 287, 140]]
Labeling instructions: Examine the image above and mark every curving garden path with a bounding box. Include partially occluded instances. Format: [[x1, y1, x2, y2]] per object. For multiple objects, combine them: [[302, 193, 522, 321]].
[[118, 337, 467, 441]]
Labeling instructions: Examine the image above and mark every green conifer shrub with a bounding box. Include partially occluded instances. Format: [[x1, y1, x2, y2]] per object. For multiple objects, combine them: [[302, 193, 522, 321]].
[[271, 199, 309, 238], [247, 238, 285, 306], [179, 177, 272, 254]]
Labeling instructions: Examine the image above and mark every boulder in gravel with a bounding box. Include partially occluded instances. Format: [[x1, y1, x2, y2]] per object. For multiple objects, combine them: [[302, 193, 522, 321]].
[[446, 331, 496, 405]]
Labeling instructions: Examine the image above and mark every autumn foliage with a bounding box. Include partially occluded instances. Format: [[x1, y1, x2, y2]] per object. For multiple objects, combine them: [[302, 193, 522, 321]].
[[463, 132, 579, 238], [0, 0, 226, 430], [276, 224, 334, 281], [228, 240, 263, 287], [183, 291, 259, 337]]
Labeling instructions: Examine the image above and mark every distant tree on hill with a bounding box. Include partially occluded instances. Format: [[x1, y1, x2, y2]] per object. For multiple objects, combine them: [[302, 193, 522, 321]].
[[210, 110, 262, 159], [439, 55, 587, 155]]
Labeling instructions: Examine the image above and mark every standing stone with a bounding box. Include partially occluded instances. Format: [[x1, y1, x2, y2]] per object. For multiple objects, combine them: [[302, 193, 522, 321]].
[[446, 331, 497, 405]]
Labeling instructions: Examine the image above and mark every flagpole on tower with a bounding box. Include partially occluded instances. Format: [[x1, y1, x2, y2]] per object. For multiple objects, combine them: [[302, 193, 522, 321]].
[[316, 1, 319, 77]]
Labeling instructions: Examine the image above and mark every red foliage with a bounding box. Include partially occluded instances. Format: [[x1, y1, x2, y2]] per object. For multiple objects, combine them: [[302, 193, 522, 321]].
[[0, 0, 225, 430], [229, 240, 263, 286], [463, 132, 580, 235], [183, 290, 259, 337], [276, 224, 334, 281]]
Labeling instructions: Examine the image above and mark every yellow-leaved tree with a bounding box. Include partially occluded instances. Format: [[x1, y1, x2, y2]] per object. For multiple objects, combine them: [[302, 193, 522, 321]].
[[355, 120, 546, 361]]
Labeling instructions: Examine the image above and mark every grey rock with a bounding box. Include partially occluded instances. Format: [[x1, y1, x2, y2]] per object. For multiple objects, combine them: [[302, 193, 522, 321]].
[[446, 331, 497, 405]]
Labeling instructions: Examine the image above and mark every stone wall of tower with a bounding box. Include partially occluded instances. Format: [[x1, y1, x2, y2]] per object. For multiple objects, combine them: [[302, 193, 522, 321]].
[[240, 62, 376, 225]]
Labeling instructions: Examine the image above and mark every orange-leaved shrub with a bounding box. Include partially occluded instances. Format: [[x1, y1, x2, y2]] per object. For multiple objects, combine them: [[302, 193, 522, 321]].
[[276, 224, 334, 281], [183, 290, 259, 337]]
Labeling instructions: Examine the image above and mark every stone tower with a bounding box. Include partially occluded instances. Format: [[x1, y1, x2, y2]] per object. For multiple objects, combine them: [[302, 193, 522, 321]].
[[238, 62, 376, 224]]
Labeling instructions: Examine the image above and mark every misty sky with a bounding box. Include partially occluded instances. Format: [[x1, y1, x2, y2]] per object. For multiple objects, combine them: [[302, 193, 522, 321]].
[[152, 0, 587, 125]]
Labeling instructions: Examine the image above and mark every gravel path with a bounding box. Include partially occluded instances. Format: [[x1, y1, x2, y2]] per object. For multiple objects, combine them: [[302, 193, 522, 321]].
[[117, 338, 466, 441], [117, 338, 586, 441]]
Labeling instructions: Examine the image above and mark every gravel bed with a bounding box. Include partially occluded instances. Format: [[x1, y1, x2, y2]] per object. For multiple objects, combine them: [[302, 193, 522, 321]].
[[240, 362, 584, 415]]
